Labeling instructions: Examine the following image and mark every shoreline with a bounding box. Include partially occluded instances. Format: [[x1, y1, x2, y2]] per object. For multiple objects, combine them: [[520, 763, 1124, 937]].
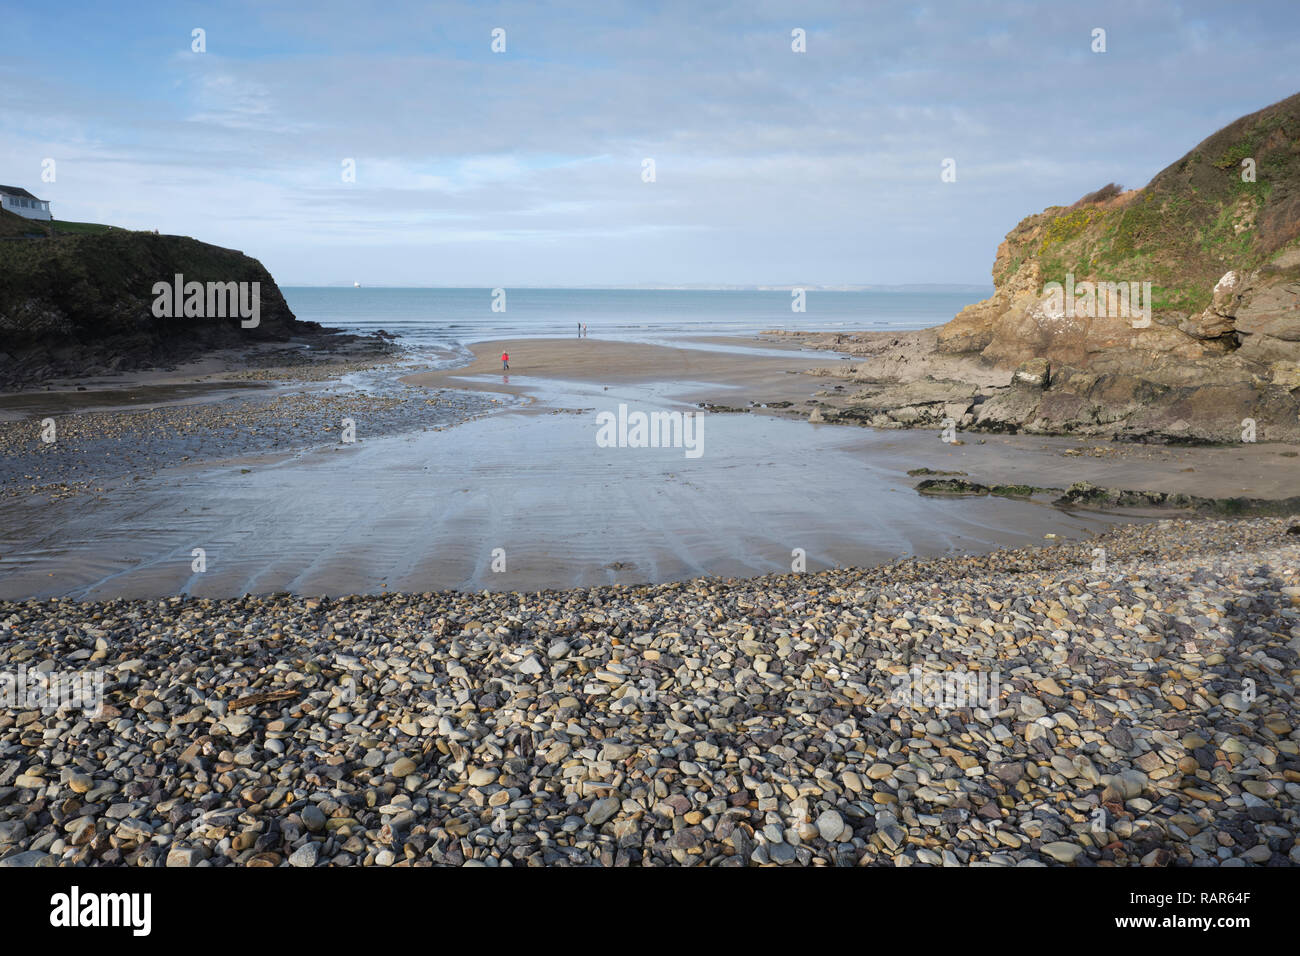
[[0, 332, 407, 416], [398, 335, 847, 409], [2, 333, 1300, 600], [2, 334, 1298, 870], [402, 336, 1300, 504]]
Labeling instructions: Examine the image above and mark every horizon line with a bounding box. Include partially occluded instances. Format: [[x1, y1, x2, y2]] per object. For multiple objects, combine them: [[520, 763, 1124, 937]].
[[277, 283, 995, 291]]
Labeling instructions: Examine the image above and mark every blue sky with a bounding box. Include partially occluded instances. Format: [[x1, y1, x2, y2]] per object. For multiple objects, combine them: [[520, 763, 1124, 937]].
[[2, 1, 1297, 286]]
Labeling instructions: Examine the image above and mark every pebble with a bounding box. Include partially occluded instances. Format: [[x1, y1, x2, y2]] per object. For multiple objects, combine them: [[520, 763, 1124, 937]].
[[220, 715, 254, 736], [0, 517, 1294, 869], [816, 810, 845, 842], [289, 843, 319, 868], [166, 846, 207, 867], [1041, 842, 1084, 864], [300, 805, 327, 833], [585, 798, 621, 827]]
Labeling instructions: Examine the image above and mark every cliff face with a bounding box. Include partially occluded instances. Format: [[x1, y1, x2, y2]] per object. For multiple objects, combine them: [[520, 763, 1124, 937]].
[[935, 92, 1300, 442], [0, 217, 321, 387]]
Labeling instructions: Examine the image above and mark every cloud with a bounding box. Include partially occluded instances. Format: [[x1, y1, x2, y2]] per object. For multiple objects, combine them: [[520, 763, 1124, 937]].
[[1, 0, 1297, 285]]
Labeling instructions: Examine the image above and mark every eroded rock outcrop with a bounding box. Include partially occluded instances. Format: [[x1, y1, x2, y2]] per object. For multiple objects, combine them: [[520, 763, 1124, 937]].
[[786, 93, 1300, 443], [931, 93, 1300, 442]]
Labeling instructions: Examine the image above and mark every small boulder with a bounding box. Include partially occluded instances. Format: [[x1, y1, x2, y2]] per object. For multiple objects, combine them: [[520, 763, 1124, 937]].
[[584, 797, 620, 827], [1012, 358, 1051, 388]]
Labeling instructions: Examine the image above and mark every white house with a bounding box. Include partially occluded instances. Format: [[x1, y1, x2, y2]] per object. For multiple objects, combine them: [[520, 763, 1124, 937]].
[[0, 185, 52, 221]]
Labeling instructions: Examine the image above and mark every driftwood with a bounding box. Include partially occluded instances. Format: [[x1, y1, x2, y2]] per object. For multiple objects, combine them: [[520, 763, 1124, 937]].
[[228, 688, 299, 711]]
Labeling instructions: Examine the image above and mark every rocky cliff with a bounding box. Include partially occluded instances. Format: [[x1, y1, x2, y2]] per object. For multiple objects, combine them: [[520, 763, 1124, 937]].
[[0, 215, 326, 388], [932, 91, 1300, 442]]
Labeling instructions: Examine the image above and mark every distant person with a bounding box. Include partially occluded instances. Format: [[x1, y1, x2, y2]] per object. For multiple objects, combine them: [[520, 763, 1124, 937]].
[[583, 323, 588, 337], [501, 351, 509, 370], [577, 322, 581, 336]]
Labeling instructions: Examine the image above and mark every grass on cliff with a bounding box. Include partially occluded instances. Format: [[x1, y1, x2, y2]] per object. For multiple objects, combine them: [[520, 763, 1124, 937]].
[[1002, 91, 1300, 315], [0, 209, 50, 238], [0, 223, 291, 343], [0, 210, 117, 238], [51, 220, 116, 235]]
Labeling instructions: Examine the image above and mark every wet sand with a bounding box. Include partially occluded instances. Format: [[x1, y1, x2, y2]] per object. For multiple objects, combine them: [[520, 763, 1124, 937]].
[[1, 336, 1297, 599], [405, 338, 1300, 501], [0, 381, 273, 421], [0, 392, 1131, 599], [0, 336, 407, 422], [0, 360, 493, 496], [401, 336, 847, 407]]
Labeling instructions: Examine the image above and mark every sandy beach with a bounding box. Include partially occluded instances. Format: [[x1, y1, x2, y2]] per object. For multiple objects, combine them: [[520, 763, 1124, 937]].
[[401, 335, 847, 405], [0, 349, 1101, 597], [7, 1, 1300, 890], [1, 336, 1298, 600], [406, 336, 1300, 499], [3, 333, 1299, 871]]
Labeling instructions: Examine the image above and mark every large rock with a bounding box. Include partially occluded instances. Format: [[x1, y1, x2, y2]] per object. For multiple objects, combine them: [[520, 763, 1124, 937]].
[[1180, 271, 1245, 339], [972, 364, 1300, 442], [1234, 280, 1300, 344], [837, 379, 980, 429], [1012, 358, 1051, 388], [926, 91, 1300, 443]]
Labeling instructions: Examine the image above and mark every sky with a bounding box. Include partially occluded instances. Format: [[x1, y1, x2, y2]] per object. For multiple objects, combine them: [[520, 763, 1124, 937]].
[[1, 1, 1297, 287]]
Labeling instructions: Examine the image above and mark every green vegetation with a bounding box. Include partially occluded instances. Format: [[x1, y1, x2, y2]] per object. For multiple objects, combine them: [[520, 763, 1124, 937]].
[[905, 467, 968, 477], [995, 91, 1300, 316], [989, 484, 1039, 498], [1053, 482, 1300, 516], [0, 210, 120, 239], [0, 222, 295, 346], [51, 220, 117, 235], [1212, 136, 1257, 170], [1040, 207, 1097, 248], [0, 208, 49, 237], [914, 478, 990, 496]]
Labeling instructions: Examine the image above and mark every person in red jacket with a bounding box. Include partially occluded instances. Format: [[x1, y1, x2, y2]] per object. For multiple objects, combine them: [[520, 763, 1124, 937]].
[[501, 351, 509, 370]]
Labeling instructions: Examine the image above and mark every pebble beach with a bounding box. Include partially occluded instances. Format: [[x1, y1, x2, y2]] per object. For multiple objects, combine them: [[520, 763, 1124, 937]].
[[7, 8, 1299, 928], [2, 517, 1297, 868]]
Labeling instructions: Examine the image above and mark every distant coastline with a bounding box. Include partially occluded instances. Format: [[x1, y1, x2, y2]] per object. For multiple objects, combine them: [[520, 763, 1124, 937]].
[[290, 282, 996, 293]]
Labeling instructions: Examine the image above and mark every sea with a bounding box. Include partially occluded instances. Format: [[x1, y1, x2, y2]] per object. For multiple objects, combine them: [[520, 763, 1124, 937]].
[[279, 287, 987, 350]]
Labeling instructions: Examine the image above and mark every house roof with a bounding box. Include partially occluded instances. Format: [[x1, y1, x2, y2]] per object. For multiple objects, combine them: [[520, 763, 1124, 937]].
[[0, 185, 44, 201]]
